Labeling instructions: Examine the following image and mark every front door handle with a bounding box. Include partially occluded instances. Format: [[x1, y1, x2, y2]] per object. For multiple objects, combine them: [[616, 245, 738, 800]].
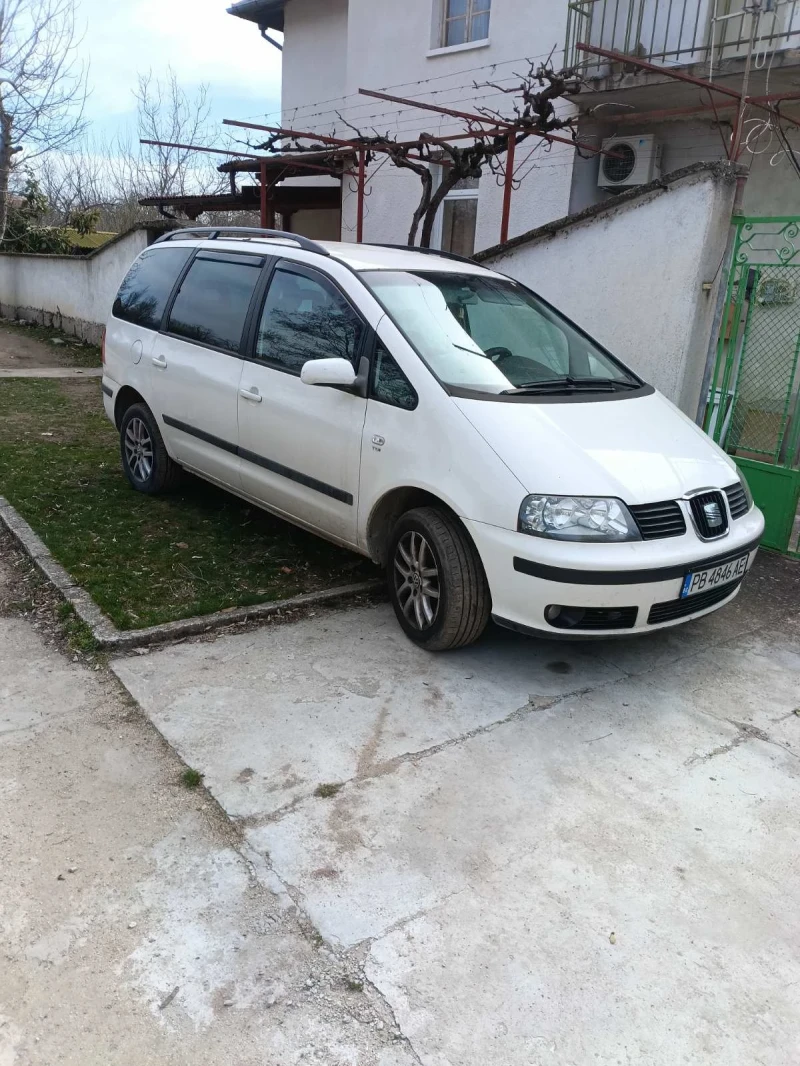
[[239, 386, 262, 403], [152, 355, 167, 369]]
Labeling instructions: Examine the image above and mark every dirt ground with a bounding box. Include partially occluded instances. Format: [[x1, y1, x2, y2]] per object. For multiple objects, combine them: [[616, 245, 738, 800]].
[[0, 324, 98, 370]]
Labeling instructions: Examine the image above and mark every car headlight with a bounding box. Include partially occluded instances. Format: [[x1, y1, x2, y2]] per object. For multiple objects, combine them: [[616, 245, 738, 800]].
[[518, 495, 641, 542]]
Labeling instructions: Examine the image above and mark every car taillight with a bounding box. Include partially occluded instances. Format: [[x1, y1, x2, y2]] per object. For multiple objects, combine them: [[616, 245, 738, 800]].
[[101, 329, 106, 365]]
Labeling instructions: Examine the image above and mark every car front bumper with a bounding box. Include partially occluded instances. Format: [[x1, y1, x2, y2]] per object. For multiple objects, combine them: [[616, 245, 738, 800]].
[[465, 507, 765, 637]]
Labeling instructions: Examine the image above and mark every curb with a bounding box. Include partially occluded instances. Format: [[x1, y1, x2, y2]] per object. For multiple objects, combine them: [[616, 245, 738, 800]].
[[0, 496, 383, 652]]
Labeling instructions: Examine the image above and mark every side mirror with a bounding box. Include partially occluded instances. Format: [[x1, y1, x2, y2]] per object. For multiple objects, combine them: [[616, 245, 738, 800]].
[[300, 357, 357, 389]]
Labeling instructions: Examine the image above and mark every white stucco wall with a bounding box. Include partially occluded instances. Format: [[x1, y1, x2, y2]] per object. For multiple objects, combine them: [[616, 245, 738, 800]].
[[275, 0, 800, 245], [571, 114, 800, 219], [0, 227, 159, 344], [281, 0, 577, 248], [282, 0, 348, 112], [481, 167, 737, 415]]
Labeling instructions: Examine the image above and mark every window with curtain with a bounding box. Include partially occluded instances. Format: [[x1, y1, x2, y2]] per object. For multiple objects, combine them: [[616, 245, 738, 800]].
[[440, 175, 479, 258], [442, 0, 491, 46]]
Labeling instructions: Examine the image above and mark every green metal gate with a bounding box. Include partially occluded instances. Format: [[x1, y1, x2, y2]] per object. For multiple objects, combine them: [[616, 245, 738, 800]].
[[704, 216, 800, 555]]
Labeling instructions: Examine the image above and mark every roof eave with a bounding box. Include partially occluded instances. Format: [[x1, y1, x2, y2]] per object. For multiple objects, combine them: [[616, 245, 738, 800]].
[[227, 0, 286, 32]]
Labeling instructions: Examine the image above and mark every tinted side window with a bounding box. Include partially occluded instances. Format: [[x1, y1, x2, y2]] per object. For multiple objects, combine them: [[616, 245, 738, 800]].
[[255, 266, 364, 374], [112, 247, 191, 330], [371, 343, 418, 410], [167, 254, 263, 353]]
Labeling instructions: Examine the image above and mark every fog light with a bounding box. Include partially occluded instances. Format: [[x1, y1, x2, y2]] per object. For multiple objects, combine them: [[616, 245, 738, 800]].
[[545, 605, 587, 629]]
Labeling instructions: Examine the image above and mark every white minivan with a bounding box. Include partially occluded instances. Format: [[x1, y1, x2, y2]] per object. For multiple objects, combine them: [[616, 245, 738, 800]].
[[103, 227, 764, 650]]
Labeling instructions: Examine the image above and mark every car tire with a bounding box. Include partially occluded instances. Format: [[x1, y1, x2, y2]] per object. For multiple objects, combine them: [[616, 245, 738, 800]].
[[388, 506, 491, 651], [119, 402, 181, 495]]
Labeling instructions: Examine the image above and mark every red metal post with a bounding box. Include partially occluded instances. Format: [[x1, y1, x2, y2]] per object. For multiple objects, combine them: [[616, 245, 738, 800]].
[[139, 138, 259, 158], [500, 134, 516, 245], [224, 118, 506, 149], [357, 88, 608, 156], [222, 119, 468, 165], [260, 159, 269, 227], [356, 149, 366, 244]]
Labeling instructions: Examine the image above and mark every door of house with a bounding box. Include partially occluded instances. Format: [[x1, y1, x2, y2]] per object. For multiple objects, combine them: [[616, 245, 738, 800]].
[[705, 217, 800, 556]]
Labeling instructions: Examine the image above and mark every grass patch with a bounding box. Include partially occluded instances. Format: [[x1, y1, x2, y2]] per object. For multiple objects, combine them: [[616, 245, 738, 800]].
[[0, 318, 102, 367], [56, 599, 99, 652], [0, 378, 376, 629], [314, 782, 344, 798], [343, 978, 364, 993], [180, 768, 203, 788]]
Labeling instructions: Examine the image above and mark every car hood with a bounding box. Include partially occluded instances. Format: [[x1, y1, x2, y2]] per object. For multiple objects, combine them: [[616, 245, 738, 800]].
[[454, 390, 738, 504]]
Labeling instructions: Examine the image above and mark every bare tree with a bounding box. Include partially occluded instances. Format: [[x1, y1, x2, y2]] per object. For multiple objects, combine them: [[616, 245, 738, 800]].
[[35, 67, 229, 232], [0, 0, 88, 240], [132, 68, 226, 202], [37, 138, 104, 223]]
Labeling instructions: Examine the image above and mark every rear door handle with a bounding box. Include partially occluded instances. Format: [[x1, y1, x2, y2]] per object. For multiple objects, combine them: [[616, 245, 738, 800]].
[[152, 355, 167, 369], [239, 386, 262, 403]]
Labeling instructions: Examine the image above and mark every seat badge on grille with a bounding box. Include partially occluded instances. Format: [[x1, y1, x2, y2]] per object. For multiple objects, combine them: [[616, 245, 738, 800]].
[[703, 500, 724, 528]]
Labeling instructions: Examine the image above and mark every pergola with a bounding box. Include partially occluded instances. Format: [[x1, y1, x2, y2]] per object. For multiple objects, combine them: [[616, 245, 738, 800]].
[[139, 46, 800, 245], [138, 88, 596, 244], [138, 146, 354, 229]]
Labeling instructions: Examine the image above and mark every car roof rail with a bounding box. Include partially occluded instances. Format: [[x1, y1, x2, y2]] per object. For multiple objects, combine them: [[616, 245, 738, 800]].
[[153, 226, 331, 257], [365, 243, 477, 266]]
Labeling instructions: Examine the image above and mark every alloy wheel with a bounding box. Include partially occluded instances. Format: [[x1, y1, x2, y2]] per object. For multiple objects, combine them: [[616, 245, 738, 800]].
[[124, 416, 154, 483], [393, 530, 441, 630]]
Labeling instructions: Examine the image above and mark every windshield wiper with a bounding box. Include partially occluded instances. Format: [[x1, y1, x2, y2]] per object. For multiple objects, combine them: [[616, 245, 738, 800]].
[[501, 376, 637, 395], [452, 342, 487, 356]]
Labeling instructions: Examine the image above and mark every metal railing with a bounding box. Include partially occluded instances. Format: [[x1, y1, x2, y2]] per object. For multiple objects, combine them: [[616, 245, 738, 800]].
[[566, 0, 800, 77]]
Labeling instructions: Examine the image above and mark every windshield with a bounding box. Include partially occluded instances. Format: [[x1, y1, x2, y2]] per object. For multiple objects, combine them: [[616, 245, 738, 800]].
[[362, 270, 642, 397]]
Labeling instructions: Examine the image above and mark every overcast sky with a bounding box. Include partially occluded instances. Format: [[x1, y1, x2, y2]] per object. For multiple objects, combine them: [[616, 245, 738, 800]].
[[78, 0, 283, 142]]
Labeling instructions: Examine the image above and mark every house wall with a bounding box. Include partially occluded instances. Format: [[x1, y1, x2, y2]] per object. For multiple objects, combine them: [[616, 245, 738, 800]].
[[0, 226, 168, 344], [570, 115, 800, 218], [282, 0, 578, 251], [282, 0, 349, 110], [480, 165, 738, 415], [273, 0, 799, 248]]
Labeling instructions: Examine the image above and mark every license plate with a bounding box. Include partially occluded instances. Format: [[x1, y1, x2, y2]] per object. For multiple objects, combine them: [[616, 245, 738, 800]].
[[680, 553, 749, 598]]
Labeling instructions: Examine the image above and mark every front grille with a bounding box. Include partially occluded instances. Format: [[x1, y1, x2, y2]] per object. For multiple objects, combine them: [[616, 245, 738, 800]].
[[629, 500, 687, 540], [724, 482, 749, 520], [546, 605, 638, 630], [647, 580, 742, 625], [688, 490, 729, 540]]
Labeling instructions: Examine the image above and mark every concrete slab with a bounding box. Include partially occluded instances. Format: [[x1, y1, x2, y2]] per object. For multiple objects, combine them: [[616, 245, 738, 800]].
[[0, 617, 93, 734], [111, 556, 800, 1065], [248, 627, 800, 947], [0, 366, 103, 378], [113, 604, 626, 821], [367, 836, 800, 1066], [0, 571, 419, 1065]]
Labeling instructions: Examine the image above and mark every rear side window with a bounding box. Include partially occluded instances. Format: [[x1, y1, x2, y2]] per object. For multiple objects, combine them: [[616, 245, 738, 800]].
[[167, 253, 263, 353], [113, 247, 191, 330], [255, 265, 364, 373]]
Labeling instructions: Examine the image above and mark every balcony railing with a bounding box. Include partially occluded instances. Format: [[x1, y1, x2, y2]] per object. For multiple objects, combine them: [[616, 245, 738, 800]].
[[566, 0, 800, 77]]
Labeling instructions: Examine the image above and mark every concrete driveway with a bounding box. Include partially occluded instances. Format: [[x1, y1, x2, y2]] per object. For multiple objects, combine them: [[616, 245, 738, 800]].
[[113, 556, 800, 1066]]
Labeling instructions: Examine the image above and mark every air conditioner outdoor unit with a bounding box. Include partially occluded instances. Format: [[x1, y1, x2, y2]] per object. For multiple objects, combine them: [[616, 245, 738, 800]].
[[598, 135, 661, 189]]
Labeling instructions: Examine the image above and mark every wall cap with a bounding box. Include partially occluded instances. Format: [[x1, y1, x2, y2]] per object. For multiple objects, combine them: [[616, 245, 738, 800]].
[[474, 161, 744, 263], [0, 220, 179, 262]]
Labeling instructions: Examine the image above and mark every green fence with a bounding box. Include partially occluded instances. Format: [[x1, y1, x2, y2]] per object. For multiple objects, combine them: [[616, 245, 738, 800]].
[[704, 216, 800, 555]]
